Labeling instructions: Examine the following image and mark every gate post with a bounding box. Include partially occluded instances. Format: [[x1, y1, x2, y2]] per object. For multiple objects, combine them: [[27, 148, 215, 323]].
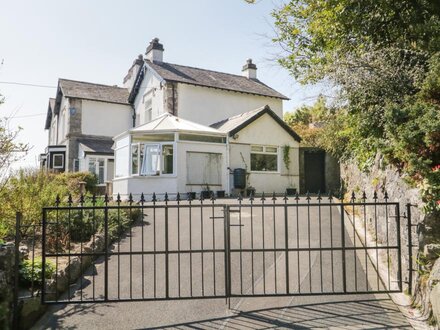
[[41, 209, 47, 304], [340, 203, 347, 293], [13, 212, 22, 329], [223, 205, 231, 303], [104, 195, 109, 302], [406, 203, 413, 295]]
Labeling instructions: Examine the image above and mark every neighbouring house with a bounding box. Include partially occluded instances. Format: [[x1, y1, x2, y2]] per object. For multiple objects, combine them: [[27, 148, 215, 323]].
[[40, 79, 132, 186]]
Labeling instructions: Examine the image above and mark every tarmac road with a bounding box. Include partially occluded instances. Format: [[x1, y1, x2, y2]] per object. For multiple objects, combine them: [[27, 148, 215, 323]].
[[33, 198, 415, 329]]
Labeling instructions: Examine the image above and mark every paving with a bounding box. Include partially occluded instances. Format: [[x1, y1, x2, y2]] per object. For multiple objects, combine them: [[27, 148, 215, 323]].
[[33, 198, 420, 329]]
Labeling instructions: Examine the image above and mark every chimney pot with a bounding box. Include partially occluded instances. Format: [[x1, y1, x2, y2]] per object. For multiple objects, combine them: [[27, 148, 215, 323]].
[[242, 58, 257, 79], [146, 38, 164, 63]]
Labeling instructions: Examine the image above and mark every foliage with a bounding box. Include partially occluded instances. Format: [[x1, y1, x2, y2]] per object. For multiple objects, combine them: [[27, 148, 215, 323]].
[[19, 257, 55, 287], [0, 169, 98, 240], [273, 0, 440, 211], [0, 94, 30, 185], [282, 145, 290, 171]]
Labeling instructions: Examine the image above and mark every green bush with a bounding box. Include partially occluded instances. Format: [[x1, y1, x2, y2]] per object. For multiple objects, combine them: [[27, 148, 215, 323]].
[[19, 257, 55, 287], [0, 169, 98, 240]]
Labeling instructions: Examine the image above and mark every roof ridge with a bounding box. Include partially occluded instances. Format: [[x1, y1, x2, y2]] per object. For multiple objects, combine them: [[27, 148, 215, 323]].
[[59, 78, 127, 90], [147, 60, 270, 83]]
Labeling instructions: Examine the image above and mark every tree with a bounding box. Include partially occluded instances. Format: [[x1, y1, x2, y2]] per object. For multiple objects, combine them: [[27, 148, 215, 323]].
[[0, 95, 29, 185]]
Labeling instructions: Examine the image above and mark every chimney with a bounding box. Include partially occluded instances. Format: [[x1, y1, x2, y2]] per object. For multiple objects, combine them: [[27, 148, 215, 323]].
[[242, 58, 257, 79], [123, 54, 144, 89], [145, 38, 164, 63]]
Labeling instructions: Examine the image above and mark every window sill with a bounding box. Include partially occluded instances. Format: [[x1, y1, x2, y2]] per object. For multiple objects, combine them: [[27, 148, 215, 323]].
[[250, 171, 280, 174]]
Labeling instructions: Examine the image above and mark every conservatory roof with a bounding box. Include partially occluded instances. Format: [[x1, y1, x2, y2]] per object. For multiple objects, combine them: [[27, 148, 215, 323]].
[[130, 113, 224, 135]]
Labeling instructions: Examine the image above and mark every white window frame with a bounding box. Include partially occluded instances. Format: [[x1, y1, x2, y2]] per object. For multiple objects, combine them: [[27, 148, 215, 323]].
[[131, 142, 176, 177], [250, 145, 279, 173], [52, 154, 64, 169], [86, 155, 114, 185]]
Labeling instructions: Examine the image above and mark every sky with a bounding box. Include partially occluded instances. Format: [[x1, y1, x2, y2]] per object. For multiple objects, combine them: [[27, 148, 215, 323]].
[[0, 0, 323, 170]]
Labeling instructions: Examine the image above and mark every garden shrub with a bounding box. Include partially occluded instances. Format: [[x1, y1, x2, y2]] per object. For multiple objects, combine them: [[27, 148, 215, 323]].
[[19, 257, 55, 287]]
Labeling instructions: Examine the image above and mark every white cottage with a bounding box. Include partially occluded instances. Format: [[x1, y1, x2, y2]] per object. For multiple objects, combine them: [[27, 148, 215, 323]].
[[113, 105, 301, 199]]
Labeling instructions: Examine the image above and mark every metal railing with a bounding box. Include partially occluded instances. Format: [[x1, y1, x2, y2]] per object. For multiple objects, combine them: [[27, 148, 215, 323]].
[[38, 191, 410, 305]]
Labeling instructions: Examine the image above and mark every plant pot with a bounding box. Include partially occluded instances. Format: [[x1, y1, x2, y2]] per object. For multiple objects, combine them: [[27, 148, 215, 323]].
[[201, 190, 212, 199], [246, 187, 256, 197], [216, 190, 226, 198], [286, 188, 297, 196], [187, 192, 196, 200]]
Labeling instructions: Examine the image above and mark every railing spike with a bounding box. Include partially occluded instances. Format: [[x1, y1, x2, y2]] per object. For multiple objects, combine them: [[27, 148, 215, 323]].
[[328, 190, 333, 201], [238, 192, 243, 202], [249, 191, 254, 202], [187, 192, 193, 201], [199, 192, 204, 202], [128, 193, 133, 204], [176, 192, 181, 202], [140, 193, 145, 203], [272, 192, 277, 201], [55, 195, 61, 206], [92, 194, 97, 205], [317, 190, 322, 200], [116, 193, 121, 204], [164, 192, 169, 203], [67, 194, 73, 205], [351, 191, 356, 202], [306, 191, 311, 201], [79, 194, 85, 205], [210, 191, 216, 202], [283, 191, 288, 201], [384, 191, 389, 200], [294, 191, 300, 201], [362, 191, 367, 201], [104, 194, 109, 204], [261, 192, 266, 202], [373, 191, 378, 200], [152, 192, 157, 203]]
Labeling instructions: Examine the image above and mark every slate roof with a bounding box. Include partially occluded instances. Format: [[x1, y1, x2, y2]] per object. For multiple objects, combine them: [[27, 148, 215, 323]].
[[58, 79, 130, 105], [130, 113, 224, 135], [211, 105, 302, 142], [78, 137, 114, 154], [145, 60, 289, 100]]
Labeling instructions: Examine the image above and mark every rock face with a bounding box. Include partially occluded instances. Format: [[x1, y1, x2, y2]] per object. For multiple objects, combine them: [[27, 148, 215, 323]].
[[341, 154, 440, 325], [341, 155, 424, 292]]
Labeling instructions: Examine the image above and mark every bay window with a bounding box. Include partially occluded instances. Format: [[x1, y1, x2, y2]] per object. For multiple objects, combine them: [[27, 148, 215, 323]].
[[250, 145, 278, 172]]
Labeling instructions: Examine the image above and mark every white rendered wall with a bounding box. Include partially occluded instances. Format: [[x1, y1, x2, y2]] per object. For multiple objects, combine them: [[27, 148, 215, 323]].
[[132, 70, 165, 126], [228, 113, 300, 194], [81, 100, 132, 137], [177, 84, 283, 126], [176, 141, 227, 193]]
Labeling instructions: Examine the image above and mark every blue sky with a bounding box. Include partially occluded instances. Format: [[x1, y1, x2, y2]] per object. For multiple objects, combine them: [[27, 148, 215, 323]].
[[0, 0, 322, 169]]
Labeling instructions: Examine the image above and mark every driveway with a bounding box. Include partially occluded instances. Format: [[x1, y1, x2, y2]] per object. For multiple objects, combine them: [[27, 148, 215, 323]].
[[33, 198, 419, 329]]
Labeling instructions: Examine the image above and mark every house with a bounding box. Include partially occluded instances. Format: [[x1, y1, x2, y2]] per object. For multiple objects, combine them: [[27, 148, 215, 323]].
[[40, 79, 133, 186], [42, 38, 302, 197]]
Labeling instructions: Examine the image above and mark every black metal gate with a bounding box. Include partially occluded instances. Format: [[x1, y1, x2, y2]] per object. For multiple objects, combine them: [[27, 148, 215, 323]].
[[41, 192, 403, 304]]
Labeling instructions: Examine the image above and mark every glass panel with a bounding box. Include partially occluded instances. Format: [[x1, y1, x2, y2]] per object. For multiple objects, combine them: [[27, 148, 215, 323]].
[[162, 145, 174, 174], [115, 146, 129, 178], [133, 134, 175, 142], [179, 133, 226, 144], [131, 144, 139, 175], [98, 160, 105, 184], [251, 153, 278, 171], [265, 146, 278, 153], [251, 146, 264, 152], [53, 154, 63, 167], [141, 144, 160, 175], [88, 157, 96, 173]]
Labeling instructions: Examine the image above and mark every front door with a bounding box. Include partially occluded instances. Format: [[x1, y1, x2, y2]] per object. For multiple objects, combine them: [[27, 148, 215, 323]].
[[304, 151, 325, 193]]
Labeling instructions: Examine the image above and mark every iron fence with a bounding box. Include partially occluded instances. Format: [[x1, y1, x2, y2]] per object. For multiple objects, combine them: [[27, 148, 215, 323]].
[[38, 191, 410, 305]]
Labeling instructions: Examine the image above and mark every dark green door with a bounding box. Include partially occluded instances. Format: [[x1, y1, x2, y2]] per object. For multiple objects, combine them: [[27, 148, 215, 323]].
[[304, 151, 325, 193]]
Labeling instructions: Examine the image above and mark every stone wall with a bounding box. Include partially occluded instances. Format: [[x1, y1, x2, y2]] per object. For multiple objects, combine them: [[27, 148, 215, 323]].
[[341, 155, 423, 291], [0, 244, 15, 330], [340, 154, 440, 324]]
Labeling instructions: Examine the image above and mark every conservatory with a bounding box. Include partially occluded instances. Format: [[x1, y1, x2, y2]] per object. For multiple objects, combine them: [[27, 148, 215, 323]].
[[112, 113, 228, 199]]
